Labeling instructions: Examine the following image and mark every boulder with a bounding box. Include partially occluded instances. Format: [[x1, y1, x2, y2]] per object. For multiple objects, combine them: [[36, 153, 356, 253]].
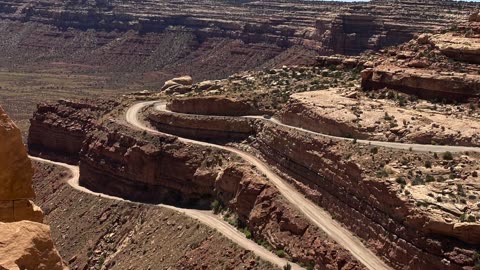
[[171, 75, 193, 86], [0, 221, 64, 270], [161, 76, 194, 93], [416, 33, 431, 45], [196, 80, 218, 91]]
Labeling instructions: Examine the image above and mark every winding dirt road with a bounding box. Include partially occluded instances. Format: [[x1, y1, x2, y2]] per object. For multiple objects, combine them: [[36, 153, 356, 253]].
[[29, 156, 303, 270], [127, 101, 392, 270]]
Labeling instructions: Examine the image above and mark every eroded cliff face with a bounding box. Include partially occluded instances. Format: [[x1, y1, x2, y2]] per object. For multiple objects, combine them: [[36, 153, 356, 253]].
[[78, 120, 364, 269], [147, 109, 256, 142], [251, 122, 478, 269], [361, 18, 480, 101], [145, 98, 480, 269], [167, 97, 264, 116], [28, 99, 119, 163], [0, 105, 65, 270], [0, 0, 476, 76]]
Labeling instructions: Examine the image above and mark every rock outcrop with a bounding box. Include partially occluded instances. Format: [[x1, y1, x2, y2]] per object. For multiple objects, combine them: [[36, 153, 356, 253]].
[[77, 120, 364, 269], [0, 105, 65, 270], [148, 109, 255, 142], [142, 98, 480, 269], [28, 99, 119, 163], [161, 75, 193, 94], [1, 106, 42, 223], [362, 65, 480, 100], [1, 106, 35, 200], [0, 221, 65, 270], [430, 32, 480, 64], [167, 97, 264, 116], [361, 21, 480, 101], [279, 89, 480, 146]]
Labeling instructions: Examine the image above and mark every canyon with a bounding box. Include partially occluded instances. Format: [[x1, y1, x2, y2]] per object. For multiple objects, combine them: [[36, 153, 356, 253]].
[[0, 0, 478, 134], [1, 0, 480, 270]]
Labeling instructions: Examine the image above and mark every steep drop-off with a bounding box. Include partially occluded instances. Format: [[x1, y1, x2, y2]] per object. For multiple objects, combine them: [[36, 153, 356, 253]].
[[78, 120, 364, 269], [28, 99, 119, 163], [146, 98, 480, 270]]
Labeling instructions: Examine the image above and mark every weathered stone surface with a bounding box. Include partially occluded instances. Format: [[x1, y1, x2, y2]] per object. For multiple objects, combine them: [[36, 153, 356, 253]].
[[0, 108, 65, 270], [147, 109, 255, 142], [167, 97, 263, 116], [0, 221, 64, 270], [469, 11, 480, 22], [362, 65, 480, 100], [28, 99, 119, 163], [74, 118, 364, 269], [161, 75, 194, 94], [0, 106, 34, 200], [431, 33, 480, 64], [0, 200, 43, 223], [279, 89, 480, 146]]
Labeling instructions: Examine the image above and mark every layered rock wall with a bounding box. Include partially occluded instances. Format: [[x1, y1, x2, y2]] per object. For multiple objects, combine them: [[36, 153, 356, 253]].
[[167, 97, 264, 116], [144, 99, 480, 269], [361, 66, 480, 100], [78, 121, 364, 269], [0, 0, 476, 60], [147, 109, 255, 142], [252, 122, 478, 269], [28, 99, 119, 163]]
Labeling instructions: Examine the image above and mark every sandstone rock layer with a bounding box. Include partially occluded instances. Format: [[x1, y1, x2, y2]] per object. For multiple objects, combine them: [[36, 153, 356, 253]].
[[0, 105, 66, 270]]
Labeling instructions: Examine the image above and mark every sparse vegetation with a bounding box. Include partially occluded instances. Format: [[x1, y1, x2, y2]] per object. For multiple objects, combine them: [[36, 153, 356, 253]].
[[442, 152, 453, 160], [376, 169, 389, 178], [211, 199, 223, 214], [424, 160, 432, 168]]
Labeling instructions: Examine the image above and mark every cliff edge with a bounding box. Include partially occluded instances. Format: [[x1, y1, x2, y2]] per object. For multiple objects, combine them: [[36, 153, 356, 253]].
[[0, 105, 66, 270]]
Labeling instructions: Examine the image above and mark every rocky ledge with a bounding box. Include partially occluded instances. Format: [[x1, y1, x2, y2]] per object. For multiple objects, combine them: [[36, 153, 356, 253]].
[[279, 89, 480, 146], [146, 97, 480, 269], [361, 20, 480, 101], [28, 98, 365, 269], [362, 65, 480, 100], [0, 105, 65, 270], [28, 99, 119, 163]]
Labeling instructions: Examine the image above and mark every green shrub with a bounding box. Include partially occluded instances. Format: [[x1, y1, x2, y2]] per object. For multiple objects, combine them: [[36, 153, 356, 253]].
[[211, 200, 223, 214], [275, 249, 286, 258], [395, 177, 406, 185], [376, 169, 389, 178], [370, 147, 379, 155], [243, 228, 252, 239], [283, 263, 292, 270], [426, 175, 435, 182], [424, 160, 432, 168], [412, 176, 425, 186], [442, 151, 453, 160]]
